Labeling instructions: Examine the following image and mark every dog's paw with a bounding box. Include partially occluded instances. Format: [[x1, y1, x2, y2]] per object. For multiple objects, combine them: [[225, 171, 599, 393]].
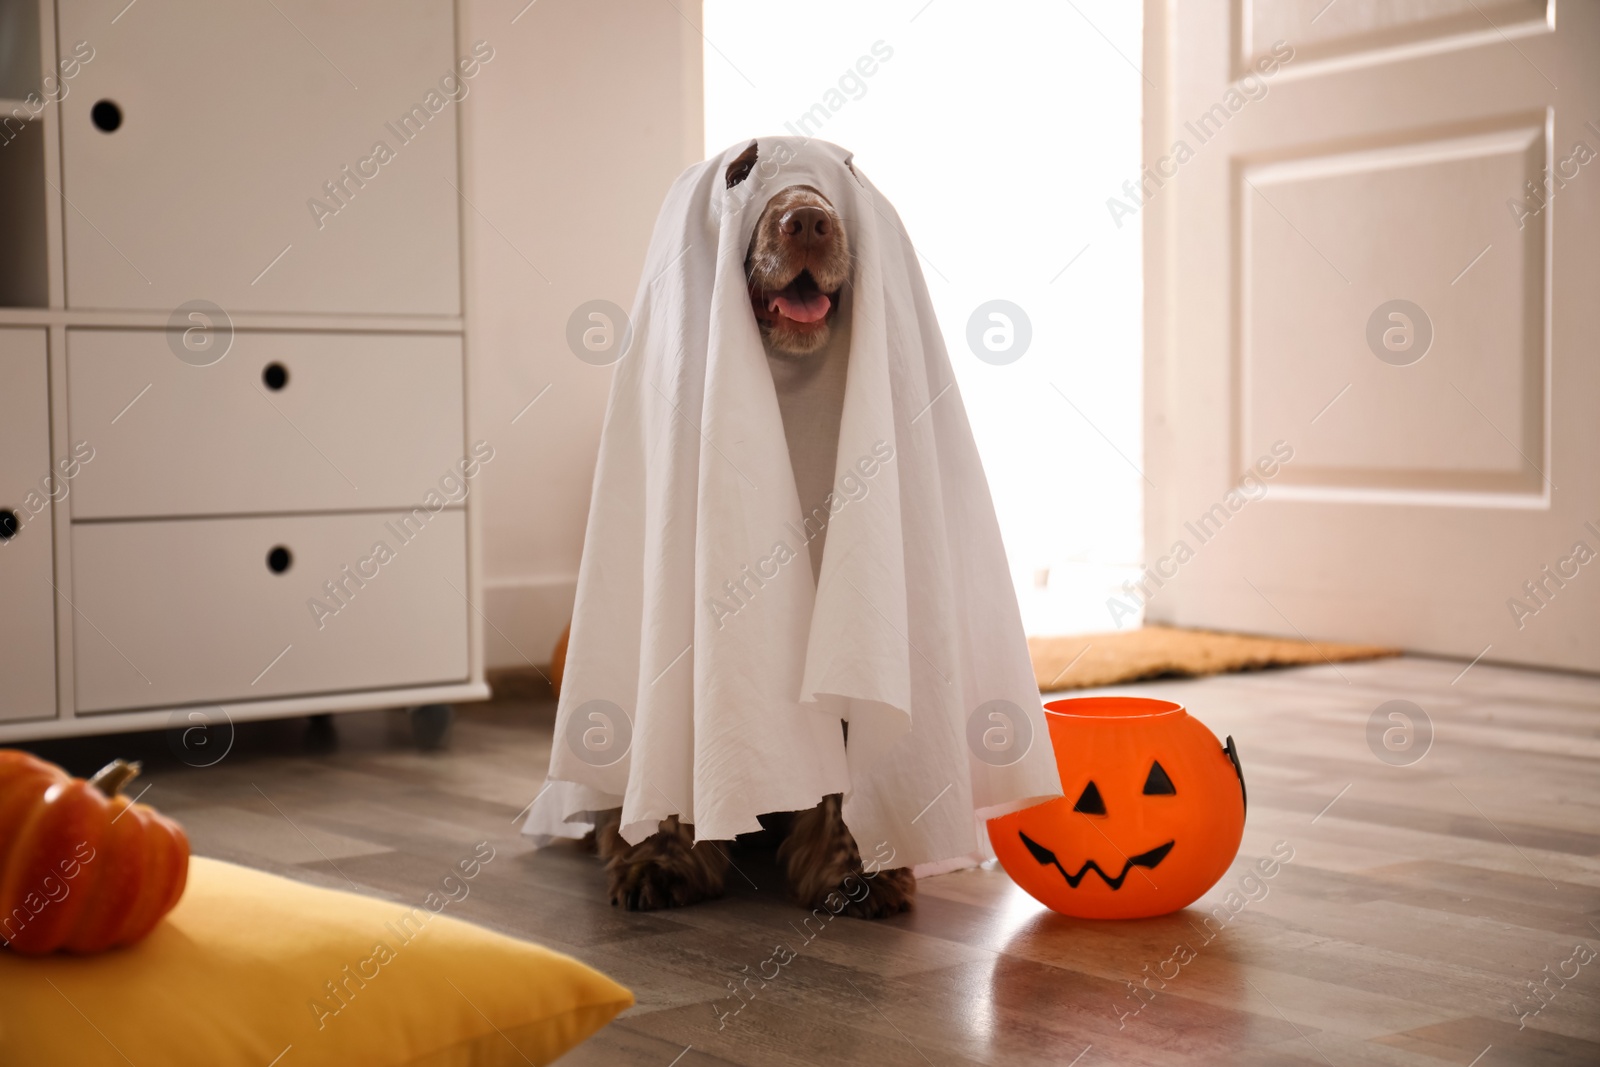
[[607, 853, 723, 911], [819, 866, 915, 920], [847, 867, 916, 918], [790, 860, 916, 920], [596, 813, 728, 912], [780, 794, 915, 919]]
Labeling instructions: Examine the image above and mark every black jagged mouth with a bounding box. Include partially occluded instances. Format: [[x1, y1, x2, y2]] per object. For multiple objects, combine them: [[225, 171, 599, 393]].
[[1017, 831, 1174, 890]]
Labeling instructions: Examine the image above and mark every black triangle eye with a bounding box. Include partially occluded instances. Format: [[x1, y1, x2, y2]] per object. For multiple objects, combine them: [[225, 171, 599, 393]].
[[1072, 780, 1106, 816], [1143, 761, 1176, 796]]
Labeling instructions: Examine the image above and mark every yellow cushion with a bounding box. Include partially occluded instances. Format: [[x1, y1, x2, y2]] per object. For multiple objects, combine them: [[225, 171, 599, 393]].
[[0, 856, 632, 1066]]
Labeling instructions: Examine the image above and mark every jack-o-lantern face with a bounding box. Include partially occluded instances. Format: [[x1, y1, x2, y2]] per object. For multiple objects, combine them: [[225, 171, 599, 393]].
[[989, 697, 1245, 919]]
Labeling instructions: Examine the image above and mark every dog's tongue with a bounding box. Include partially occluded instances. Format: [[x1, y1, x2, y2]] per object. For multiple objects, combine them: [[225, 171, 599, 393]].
[[770, 286, 831, 323]]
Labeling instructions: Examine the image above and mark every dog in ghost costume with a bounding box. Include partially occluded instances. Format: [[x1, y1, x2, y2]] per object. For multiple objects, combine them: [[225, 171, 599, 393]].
[[524, 138, 1062, 917]]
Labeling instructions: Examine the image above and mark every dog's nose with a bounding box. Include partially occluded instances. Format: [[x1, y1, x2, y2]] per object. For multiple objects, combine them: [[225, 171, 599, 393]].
[[780, 206, 831, 244]]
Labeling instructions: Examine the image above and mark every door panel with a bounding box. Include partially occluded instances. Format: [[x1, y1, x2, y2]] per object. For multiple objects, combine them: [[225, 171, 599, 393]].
[[1146, 1, 1598, 670], [1241, 118, 1546, 498], [1239, 0, 1550, 73]]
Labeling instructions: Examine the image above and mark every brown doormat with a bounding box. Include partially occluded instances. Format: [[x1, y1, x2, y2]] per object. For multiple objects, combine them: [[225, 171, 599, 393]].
[[1030, 626, 1399, 693]]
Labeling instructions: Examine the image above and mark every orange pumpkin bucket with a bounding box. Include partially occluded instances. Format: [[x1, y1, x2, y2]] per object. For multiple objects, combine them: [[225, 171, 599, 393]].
[[988, 696, 1245, 919]]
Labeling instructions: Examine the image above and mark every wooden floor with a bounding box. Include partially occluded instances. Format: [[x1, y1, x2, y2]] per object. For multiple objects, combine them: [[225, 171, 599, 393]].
[[20, 656, 1600, 1066]]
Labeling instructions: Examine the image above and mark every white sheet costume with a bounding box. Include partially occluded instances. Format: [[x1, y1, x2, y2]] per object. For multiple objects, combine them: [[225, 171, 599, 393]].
[[524, 137, 1062, 874]]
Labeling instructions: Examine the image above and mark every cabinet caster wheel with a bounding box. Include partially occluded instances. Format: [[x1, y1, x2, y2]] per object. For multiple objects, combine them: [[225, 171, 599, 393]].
[[306, 712, 337, 751], [409, 704, 453, 751]]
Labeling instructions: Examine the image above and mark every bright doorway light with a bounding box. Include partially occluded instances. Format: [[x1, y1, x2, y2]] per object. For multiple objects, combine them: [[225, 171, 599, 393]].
[[703, 0, 1144, 636]]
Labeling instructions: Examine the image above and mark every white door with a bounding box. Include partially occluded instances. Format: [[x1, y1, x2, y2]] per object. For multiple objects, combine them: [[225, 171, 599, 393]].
[[1144, 1, 1598, 671], [57, 0, 462, 316]]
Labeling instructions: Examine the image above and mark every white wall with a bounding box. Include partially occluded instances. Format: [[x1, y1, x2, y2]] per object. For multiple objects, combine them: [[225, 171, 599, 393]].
[[462, 0, 703, 668], [464, 0, 1142, 667]]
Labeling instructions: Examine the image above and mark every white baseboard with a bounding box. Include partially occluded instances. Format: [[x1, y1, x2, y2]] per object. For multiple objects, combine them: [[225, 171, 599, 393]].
[[483, 576, 576, 670]]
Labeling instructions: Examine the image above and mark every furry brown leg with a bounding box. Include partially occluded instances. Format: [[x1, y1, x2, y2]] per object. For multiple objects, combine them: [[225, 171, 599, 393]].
[[595, 808, 729, 911], [778, 794, 915, 919]]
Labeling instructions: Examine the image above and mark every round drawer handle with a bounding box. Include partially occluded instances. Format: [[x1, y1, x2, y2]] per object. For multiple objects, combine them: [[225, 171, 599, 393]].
[[263, 362, 289, 390], [267, 546, 292, 574], [91, 100, 122, 133], [0, 509, 17, 540]]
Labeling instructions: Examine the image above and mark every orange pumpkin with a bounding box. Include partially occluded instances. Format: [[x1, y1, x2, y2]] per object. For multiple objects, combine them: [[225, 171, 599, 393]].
[[988, 697, 1244, 919], [0, 751, 189, 954]]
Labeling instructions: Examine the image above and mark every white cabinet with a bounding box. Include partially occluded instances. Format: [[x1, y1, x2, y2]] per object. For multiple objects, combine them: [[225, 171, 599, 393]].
[[57, 0, 463, 315], [0, 329, 57, 722], [0, 0, 486, 741]]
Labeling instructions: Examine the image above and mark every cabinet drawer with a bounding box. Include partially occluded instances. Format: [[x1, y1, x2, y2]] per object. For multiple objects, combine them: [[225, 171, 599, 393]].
[[58, 0, 461, 315], [69, 331, 465, 519], [0, 329, 57, 721], [72, 511, 468, 713]]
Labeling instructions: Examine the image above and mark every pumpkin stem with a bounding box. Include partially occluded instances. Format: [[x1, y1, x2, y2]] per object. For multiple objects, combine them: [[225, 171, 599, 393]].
[[89, 759, 142, 798]]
